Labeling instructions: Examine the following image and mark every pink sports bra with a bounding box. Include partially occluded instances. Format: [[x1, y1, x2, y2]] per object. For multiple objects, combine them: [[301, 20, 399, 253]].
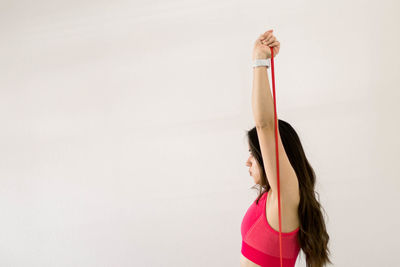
[[241, 191, 300, 267]]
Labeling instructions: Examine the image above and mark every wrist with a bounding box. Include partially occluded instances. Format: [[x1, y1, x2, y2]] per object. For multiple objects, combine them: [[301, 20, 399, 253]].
[[252, 58, 270, 69], [252, 53, 268, 60]]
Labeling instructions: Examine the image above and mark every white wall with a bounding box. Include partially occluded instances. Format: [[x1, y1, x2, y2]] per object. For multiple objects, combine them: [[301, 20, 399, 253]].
[[1, 0, 399, 266]]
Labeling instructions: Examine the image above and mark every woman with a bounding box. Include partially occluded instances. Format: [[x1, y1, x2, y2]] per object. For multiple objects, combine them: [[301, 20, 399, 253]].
[[240, 30, 332, 267]]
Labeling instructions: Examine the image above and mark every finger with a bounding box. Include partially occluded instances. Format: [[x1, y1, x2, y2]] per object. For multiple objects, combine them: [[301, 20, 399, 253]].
[[263, 35, 275, 44], [262, 36, 276, 45], [260, 31, 272, 40], [266, 36, 276, 45], [274, 46, 280, 54], [260, 37, 267, 43], [268, 41, 280, 47], [269, 40, 279, 46]]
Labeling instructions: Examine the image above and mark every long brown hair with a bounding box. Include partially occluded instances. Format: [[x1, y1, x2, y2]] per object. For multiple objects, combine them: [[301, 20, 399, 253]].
[[245, 119, 333, 267]]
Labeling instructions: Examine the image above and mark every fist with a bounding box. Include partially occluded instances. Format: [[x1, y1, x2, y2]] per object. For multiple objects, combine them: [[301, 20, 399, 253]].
[[252, 29, 280, 60]]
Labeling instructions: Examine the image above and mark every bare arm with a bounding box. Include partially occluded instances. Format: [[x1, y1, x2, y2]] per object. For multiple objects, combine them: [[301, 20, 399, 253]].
[[251, 29, 280, 128], [252, 65, 275, 128]]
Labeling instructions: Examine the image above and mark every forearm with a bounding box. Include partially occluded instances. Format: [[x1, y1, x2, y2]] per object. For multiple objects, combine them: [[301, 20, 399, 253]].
[[251, 66, 275, 128]]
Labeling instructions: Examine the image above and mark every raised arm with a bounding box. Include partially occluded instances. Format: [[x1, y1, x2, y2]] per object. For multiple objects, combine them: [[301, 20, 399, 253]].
[[250, 30, 299, 203], [251, 29, 280, 128], [251, 65, 275, 128]]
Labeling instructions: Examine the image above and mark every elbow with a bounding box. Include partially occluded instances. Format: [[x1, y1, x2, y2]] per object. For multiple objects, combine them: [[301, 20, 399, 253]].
[[255, 120, 274, 129]]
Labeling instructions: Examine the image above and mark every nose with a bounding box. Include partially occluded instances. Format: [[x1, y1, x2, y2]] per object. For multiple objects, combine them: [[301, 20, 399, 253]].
[[246, 156, 251, 167]]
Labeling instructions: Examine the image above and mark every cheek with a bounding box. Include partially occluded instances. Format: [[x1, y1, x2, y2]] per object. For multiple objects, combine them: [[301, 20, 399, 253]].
[[252, 161, 258, 170], [255, 165, 261, 174]]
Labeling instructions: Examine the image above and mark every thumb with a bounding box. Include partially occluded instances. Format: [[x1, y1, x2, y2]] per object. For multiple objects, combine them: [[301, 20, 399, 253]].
[[263, 29, 273, 35]]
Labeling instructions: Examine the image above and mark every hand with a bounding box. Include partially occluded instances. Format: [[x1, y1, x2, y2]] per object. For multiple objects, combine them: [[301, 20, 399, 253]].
[[252, 29, 280, 60]]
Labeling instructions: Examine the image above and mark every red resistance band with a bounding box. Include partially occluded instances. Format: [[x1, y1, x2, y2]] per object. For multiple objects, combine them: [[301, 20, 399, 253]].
[[269, 46, 284, 267]]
